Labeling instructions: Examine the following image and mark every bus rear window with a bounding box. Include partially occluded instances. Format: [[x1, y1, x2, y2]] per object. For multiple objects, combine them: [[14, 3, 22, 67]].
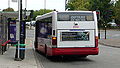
[[61, 32, 89, 41], [57, 12, 94, 21]]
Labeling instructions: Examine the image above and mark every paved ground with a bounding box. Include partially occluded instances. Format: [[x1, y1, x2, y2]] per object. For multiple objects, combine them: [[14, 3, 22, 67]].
[[0, 38, 39, 68], [99, 29, 120, 48], [100, 29, 120, 39], [99, 38, 120, 48]]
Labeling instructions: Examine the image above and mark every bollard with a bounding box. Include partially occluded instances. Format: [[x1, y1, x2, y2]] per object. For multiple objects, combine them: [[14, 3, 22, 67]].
[[14, 43, 26, 61]]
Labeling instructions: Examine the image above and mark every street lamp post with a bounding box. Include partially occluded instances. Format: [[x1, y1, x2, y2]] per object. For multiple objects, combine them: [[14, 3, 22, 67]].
[[8, 0, 10, 8], [19, 0, 26, 60], [15, 0, 22, 61], [15, 0, 25, 61], [24, 0, 27, 19], [44, 0, 46, 14]]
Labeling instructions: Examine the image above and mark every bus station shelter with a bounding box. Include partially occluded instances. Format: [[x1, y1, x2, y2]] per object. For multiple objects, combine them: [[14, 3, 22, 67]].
[[0, 12, 19, 54]]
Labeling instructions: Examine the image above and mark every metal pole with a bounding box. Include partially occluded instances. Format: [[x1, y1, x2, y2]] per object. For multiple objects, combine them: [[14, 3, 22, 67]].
[[14, 0, 21, 61], [24, 0, 27, 19], [19, 0, 22, 59], [25, 0, 27, 9], [20, 0, 22, 22], [17, 41, 20, 59], [98, 26, 100, 39], [65, 0, 67, 11], [15, 0, 23, 61], [8, 0, 10, 8], [20, 0, 26, 60], [98, 20, 101, 39], [105, 23, 107, 39], [44, 0, 46, 14]]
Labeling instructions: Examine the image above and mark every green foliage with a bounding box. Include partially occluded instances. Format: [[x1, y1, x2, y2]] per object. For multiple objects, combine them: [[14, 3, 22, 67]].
[[89, 0, 113, 26], [33, 9, 53, 20], [2, 8, 14, 12], [66, 0, 113, 24], [114, 0, 120, 23], [66, 0, 91, 10], [90, 0, 112, 15]]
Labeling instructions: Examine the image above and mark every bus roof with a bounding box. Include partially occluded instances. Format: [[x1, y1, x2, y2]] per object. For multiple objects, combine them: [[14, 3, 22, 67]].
[[36, 11, 55, 21], [36, 11, 95, 21]]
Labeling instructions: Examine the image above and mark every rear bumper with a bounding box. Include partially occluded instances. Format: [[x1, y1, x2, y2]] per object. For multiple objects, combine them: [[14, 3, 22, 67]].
[[51, 47, 99, 56]]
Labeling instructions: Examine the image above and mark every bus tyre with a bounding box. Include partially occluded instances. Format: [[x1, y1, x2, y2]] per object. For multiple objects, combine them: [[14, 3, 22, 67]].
[[45, 44, 47, 54], [35, 48, 39, 53], [46, 55, 51, 59], [81, 55, 88, 58], [45, 44, 49, 58], [34, 41, 38, 52], [45, 45, 53, 59], [45, 53, 53, 59]]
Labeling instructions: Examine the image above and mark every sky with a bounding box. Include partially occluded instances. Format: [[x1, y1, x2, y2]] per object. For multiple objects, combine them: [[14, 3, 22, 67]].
[[0, 0, 66, 11]]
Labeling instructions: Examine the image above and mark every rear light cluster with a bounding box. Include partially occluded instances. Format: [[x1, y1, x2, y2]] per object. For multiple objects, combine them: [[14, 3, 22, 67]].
[[95, 36, 98, 47], [52, 37, 57, 45]]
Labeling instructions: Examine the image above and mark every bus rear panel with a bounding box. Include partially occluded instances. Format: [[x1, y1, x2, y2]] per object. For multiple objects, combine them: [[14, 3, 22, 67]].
[[35, 11, 99, 57]]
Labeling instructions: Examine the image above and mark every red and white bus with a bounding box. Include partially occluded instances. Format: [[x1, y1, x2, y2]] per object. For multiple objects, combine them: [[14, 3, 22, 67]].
[[35, 11, 99, 57]]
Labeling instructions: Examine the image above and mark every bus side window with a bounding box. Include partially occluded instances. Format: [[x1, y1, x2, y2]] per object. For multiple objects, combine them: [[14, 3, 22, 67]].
[[46, 17, 52, 39], [47, 23, 52, 39], [39, 22, 47, 38]]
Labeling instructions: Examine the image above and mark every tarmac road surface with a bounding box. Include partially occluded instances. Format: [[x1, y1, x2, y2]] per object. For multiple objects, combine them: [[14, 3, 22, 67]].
[[35, 45, 120, 68]]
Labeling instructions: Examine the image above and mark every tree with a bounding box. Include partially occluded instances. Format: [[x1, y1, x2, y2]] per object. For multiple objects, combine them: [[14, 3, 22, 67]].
[[89, 0, 113, 18], [114, 0, 120, 25], [66, 0, 91, 11], [2, 8, 14, 12], [33, 9, 53, 20], [66, 0, 113, 22], [89, 0, 113, 28]]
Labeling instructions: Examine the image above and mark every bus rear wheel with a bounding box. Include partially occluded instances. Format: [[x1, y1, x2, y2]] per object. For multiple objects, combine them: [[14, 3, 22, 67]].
[[80, 55, 88, 58]]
